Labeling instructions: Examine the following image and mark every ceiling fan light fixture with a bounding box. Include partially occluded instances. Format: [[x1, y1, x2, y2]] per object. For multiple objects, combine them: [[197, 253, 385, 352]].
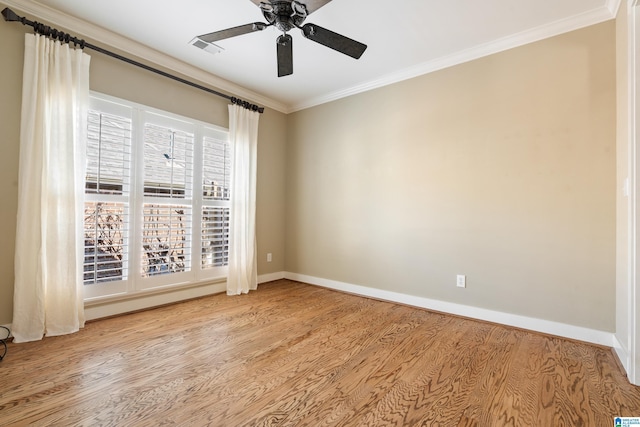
[[189, 37, 224, 55], [291, 1, 308, 19], [191, 0, 367, 76], [259, 2, 274, 13]]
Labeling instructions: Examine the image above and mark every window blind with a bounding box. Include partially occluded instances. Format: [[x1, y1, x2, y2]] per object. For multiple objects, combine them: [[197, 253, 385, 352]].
[[202, 134, 231, 201], [201, 207, 230, 269], [142, 204, 192, 276], [84, 201, 129, 285], [143, 124, 194, 198], [86, 111, 132, 194], [84, 108, 132, 286]]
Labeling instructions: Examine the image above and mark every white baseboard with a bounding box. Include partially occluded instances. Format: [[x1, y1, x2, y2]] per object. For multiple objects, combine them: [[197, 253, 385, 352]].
[[258, 271, 286, 284], [613, 334, 630, 374], [284, 272, 615, 348]]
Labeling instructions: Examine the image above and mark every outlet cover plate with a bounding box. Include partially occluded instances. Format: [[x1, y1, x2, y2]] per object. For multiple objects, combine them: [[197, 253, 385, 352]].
[[457, 275, 466, 288]]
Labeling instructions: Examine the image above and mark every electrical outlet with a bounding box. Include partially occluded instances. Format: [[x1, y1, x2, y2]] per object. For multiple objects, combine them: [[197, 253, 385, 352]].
[[267, 253, 272, 263], [456, 275, 466, 288]]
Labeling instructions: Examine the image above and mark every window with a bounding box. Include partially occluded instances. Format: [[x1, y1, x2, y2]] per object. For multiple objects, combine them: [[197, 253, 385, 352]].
[[83, 94, 230, 300]]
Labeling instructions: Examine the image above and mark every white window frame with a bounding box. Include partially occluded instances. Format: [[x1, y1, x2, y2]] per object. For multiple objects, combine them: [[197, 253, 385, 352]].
[[84, 92, 229, 301]]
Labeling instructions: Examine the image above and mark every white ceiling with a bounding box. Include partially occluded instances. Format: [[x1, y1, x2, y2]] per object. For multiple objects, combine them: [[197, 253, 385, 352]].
[[5, 0, 620, 112]]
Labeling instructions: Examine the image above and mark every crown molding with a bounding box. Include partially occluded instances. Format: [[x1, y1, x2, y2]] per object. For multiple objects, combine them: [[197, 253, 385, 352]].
[[607, 0, 623, 15], [290, 3, 618, 112], [2, 0, 619, 114], [1, 0, 289, 113]]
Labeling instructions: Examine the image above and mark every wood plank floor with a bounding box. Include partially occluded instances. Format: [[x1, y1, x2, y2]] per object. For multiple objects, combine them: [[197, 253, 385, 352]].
[[1, 279, 639, 426]]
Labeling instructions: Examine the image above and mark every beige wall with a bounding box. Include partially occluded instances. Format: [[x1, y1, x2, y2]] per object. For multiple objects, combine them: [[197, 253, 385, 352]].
[[0, 18, 287, 325], [286, 21, 616, 331], [0, 14, 23, 326]]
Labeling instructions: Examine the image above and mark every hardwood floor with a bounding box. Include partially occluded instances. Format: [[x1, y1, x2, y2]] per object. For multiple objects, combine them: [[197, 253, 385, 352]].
[[1, 279, 639, 426]]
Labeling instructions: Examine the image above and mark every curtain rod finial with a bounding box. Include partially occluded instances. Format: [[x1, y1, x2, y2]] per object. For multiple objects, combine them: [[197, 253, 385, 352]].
[[2, 8, 22, 22]]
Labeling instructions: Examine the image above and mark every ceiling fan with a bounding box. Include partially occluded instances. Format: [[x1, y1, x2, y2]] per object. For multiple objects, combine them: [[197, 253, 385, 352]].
[[190, 0, 367, 77]]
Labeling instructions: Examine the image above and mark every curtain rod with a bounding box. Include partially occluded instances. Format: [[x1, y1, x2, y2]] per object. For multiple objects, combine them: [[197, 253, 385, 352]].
[[1, 7, 264, 113]]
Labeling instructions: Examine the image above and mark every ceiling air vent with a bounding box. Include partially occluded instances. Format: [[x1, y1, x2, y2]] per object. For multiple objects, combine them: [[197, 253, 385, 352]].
[[189, 37, 224, 55]]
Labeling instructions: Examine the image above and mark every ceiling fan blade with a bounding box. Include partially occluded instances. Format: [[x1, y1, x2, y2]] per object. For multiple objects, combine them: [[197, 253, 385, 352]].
[[197, 22, 268, 43], [301, 23, 367, 59], [249, 0, 333, 15], [277, 34, 293, 77]]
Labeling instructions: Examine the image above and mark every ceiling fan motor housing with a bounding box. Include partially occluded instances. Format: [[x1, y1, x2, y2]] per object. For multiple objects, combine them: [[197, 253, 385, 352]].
[[262, 0, 307, 33]]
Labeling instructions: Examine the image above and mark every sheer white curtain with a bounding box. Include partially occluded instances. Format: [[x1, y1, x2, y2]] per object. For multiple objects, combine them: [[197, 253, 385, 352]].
[[12, 34, 91, 343], [227, 104, 260, 295]]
